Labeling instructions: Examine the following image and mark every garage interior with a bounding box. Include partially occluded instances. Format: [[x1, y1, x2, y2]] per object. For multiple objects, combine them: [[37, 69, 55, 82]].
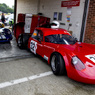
[[1, 0, 94, 63], [0, 0, 91, 64], [15, 0, 85, 41], [15, 0, 95, 44]]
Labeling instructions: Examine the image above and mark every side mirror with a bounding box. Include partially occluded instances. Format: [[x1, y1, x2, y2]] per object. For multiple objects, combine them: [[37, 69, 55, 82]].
[[72, 36, 78, 42], [75, 38, 78, 42]]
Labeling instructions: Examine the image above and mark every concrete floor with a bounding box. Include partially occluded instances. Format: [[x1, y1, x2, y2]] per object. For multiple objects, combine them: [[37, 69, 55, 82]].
[[0, 36, 33, 62], [0, 25, 33, 62]]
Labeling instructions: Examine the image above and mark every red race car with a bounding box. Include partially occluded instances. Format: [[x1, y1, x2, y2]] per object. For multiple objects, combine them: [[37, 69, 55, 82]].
[[28, 27, 95, 84]]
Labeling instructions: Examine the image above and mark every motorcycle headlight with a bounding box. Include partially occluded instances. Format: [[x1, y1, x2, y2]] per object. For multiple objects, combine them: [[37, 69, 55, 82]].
[[8, 31, 11, 34], [72, 56, 85, 71]]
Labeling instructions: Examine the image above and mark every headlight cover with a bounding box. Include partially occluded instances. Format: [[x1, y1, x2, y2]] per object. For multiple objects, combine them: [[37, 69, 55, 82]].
[[7, 31, 11, 34], [72, 56, 85, 71]]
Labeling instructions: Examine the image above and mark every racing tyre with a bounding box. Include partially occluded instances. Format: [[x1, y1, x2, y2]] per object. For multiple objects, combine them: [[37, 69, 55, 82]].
[[17, 34, 31, 49], [50, 53, 66, 75], [22, 34, 31, 49], [17, 35, 23, 49]]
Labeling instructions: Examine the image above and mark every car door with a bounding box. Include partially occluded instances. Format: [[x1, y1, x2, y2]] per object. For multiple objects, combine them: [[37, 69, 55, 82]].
[[29, 30, 38, 54], [29, 29, 44, 57], [36, 30, 44, 57], [43, 35, 56, 61]]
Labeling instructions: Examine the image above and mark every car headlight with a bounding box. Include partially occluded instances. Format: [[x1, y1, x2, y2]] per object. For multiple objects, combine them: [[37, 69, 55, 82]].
[[72, 56, 85, 71]]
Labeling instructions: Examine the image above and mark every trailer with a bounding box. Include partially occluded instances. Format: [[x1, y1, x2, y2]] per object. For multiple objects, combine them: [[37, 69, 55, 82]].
[[13, 13, 50, 49]]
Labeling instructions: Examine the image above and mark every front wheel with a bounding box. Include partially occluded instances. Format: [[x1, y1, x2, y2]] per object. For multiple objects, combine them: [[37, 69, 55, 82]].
[[50, 53, 66, 75]]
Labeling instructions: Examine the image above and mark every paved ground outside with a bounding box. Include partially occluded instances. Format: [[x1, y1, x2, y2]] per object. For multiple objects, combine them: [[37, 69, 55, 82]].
[[0, 57, 95, 95]]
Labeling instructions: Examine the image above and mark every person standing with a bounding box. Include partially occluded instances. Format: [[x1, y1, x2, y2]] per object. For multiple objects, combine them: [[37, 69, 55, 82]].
[[1, 13, 5, 24]]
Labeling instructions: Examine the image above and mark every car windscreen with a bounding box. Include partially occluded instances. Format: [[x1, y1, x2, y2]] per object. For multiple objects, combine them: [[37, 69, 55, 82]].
[[45, 34, 76, 45]]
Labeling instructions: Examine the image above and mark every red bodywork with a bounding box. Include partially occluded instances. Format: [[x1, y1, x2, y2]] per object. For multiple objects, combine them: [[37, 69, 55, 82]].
[[28, 27, 95, 84]]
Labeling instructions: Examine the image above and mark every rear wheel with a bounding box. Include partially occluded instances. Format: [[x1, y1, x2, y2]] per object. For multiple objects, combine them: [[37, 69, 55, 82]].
[[50, 53, 66, 75], [17, 34, 31, 49], [17, 35, 23, 49]]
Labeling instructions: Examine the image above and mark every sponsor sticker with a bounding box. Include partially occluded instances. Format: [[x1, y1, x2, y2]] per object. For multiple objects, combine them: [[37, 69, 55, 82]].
[[85, 54, 95, 63], [30, 40, 37, 54]]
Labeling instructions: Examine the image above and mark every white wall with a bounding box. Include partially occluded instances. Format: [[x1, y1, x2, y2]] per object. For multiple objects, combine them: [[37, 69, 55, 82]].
[[16, 0, 39, 21], [39, 0, 85, 40]]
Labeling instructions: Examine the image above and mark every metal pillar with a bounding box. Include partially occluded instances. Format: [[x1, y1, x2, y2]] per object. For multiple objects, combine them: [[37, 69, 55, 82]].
[[80, 0, 90, 42], [14, 0, 17, 24]]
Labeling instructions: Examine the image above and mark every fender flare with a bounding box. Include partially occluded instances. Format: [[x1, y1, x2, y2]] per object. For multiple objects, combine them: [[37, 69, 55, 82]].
[[48, 51, 70, 75]]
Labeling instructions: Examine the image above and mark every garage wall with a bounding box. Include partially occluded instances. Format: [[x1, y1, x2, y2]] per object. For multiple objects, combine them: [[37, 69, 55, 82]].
[[39, 0, 85, 40], [16, 0, 38, 20], [84, 0, 95, 44]]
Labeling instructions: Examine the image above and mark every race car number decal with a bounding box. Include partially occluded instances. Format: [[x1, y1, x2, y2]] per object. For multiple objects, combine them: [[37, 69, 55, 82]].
[[85, 54, 95, 63], [30, 40, 37, 54]]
